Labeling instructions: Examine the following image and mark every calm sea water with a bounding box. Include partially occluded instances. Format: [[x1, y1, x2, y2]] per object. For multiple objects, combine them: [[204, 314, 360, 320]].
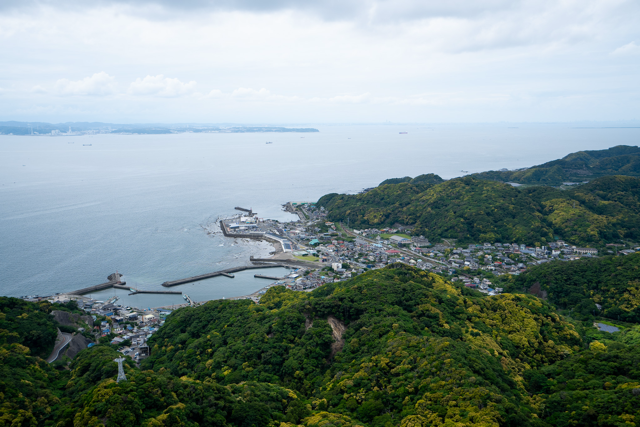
[[1, 124, 638, 306]]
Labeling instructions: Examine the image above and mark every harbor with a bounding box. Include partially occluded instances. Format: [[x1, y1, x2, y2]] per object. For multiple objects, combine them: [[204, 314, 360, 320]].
[[33, 204, 324, 309], [62, 266, 295, 309]]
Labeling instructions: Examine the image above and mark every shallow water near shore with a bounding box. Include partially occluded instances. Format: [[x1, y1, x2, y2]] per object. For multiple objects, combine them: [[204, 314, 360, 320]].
[[1, 123, 639, 307]]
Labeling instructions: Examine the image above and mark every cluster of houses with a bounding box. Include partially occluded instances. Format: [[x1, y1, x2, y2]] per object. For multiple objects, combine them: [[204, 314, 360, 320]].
[[75, 298, 170, 362], [260, 204, 620, 298], [224, 203, 636, 302]]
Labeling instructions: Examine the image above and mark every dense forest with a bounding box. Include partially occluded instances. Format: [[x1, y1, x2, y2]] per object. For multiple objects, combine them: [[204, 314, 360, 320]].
[[499, 253, 640, 323], [379, 174, 445, 186], [471, 145, 640, 185], [4, 265, 639, 426], [317, 175, 640, 246]]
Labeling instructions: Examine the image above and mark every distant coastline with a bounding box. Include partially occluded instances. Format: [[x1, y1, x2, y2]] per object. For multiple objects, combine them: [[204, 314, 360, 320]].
[[0, 121, 319, 136]]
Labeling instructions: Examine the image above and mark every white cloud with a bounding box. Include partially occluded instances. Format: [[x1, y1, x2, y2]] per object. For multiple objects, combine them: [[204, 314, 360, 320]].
[[128, 75, 197, 97], [228, 87, 302, 102], [54, 72, 117, 96], [612, 41, 640, 55], [204, 89, 223, 98], [0, 1, 639, 122], [327, 93, 371, 104], [231, 87, 271, 98], [31, 85, 47, 94]]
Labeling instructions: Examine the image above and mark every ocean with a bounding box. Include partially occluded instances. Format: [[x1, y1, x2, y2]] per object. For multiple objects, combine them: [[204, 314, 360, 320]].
[[1, 123, 639, 307]]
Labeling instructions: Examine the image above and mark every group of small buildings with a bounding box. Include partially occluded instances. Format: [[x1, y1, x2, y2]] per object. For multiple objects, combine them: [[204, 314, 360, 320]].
[[75, 298, 169, 362], [266, 204, 636, 300]]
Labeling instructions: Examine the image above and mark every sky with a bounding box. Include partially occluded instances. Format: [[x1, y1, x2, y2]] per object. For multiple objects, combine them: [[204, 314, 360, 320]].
[[0, 0, 639, 123]]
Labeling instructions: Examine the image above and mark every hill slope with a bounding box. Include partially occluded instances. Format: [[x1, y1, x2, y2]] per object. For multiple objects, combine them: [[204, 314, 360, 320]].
[[471, 145, 640, 185], [318, 175, 640, 246], [144, 264, 584, 426], [2, 266, 640, 426], [500, 253, 640, 323]]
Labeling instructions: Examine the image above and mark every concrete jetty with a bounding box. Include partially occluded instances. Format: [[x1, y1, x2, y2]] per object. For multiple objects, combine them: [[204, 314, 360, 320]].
[[220, 272, 235, 278], [254, 274, 285, 280], [161, 264, 286, 287], [235, 207, 254, 216], [128, 290, 182, 296], [65, 279, 127, 296]]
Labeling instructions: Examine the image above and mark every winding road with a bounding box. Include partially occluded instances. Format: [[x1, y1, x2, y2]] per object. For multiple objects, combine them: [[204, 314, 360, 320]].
[[46, 329, 73, 363]]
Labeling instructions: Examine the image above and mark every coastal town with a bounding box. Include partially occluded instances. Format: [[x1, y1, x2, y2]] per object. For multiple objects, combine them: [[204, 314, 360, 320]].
[[30, 200, 634, 364], [217, 202, 624, 297]]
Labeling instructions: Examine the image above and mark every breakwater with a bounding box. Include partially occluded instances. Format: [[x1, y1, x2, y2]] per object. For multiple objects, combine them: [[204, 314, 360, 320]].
[[128, 290, 182, 296], [161, 264, 286, 287], [234, 207, 254, 216], [254, 274, 285, 280], [65, 279, 127, 296]]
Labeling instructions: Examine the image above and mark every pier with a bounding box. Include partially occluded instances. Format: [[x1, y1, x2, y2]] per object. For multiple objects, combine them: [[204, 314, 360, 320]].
[[128, 290, 183, 296], [161, 264, 286, 287], [234, 207, 254, 216], [220, 272, 235, 278], [254, 274, 285, 280], [64, 276, 127, 296]]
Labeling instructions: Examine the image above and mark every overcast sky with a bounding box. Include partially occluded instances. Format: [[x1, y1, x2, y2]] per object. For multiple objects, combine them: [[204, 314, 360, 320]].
[[0, 0, 639, 123]]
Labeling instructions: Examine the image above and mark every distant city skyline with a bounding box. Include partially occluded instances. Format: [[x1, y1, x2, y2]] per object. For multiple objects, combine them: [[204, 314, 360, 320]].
[[0, 0, 639, 123]]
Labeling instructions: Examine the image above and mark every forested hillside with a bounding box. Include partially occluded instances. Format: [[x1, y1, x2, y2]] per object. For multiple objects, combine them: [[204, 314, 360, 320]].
[[0, 297, 80, 358], [2, 265, 640, 426], [499, 253, 640, 322], [318, 175, 640, 246], [143, 264, 584, 426], [379, 174, 445, 186], [472, 145, 640, 185]]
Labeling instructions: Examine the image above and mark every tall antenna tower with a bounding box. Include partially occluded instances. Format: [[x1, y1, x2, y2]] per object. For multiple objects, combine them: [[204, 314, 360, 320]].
[[114, 357, 127, 383]]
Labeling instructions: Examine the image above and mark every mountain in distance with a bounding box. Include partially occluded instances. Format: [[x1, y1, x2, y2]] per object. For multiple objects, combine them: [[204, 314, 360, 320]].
[[3, 264, 640, 426], [0, 121, 319, 135], [472, 145, 640, 186]]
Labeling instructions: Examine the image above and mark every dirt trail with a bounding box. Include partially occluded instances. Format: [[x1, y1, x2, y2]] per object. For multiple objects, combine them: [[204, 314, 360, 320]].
[[327, 316, 346, 358]]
